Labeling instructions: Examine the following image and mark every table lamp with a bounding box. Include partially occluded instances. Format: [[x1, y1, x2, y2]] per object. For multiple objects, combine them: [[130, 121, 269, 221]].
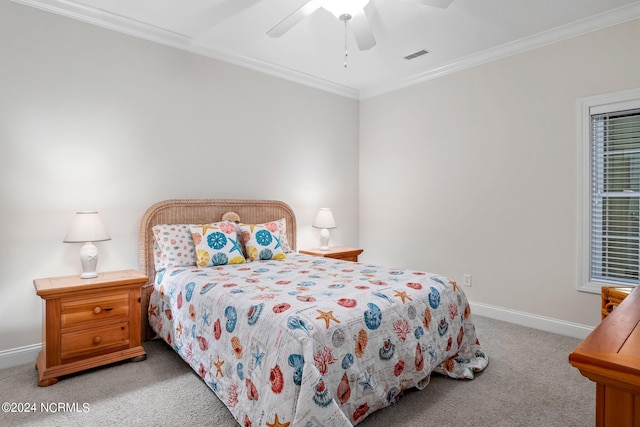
[[312, 208, 336, 250], [63, 211, 111, 279]]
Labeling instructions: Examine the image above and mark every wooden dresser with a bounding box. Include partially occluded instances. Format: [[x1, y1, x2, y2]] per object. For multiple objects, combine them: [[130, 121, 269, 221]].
[[34, 270, 147, 386], [569, 286, 640, 427]]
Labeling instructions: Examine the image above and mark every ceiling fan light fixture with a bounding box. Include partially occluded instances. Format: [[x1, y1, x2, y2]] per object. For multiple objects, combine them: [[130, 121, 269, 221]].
[[320, 0, 370, 19]]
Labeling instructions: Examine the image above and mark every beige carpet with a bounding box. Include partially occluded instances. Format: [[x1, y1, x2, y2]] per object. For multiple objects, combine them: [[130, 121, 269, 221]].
[[0, 316, 594, 426]]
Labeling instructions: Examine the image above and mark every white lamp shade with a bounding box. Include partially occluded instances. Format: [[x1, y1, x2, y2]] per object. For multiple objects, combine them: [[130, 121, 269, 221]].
[[313, 208, 336, 251], [64, 211, 111, 279], [63, 211, 111, 243], [320, 0, 370, 17], [313, 208, 337, 229]]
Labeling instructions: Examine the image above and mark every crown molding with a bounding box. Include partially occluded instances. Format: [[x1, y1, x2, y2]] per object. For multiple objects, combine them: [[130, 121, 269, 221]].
[[188, 42, 360, 99], [11, 0, 359, 99], [360, 2, 640, 99], [11, 0, 640, 100], [12, 0, 192, 49]]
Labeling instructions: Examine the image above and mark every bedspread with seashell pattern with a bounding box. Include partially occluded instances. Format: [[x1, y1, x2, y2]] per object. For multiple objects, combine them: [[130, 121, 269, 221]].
[[148, 253, 488, 426]]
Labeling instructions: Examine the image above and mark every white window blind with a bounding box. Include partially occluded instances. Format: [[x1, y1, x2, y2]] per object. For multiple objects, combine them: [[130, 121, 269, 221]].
[[591, 107, 640, 285]]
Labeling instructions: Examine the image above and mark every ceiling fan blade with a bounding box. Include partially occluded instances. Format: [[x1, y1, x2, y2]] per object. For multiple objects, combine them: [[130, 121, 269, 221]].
[[412, 0, 454, 8], [350, 9, 376, 51], [267, 1, 321, 38]]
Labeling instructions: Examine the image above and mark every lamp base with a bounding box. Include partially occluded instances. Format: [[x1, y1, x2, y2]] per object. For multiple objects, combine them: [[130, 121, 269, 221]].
[[80, 272, 98, 279], [79, 242, 99, 279], [319, 228, 330, 251]]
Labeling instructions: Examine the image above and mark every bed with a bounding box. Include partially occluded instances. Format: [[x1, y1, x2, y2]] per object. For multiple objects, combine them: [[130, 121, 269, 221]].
[[139, 199, 488, 426]]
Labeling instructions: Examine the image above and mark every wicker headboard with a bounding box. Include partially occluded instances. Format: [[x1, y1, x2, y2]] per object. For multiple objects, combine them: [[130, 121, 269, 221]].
[[138, 198, 297, 339]]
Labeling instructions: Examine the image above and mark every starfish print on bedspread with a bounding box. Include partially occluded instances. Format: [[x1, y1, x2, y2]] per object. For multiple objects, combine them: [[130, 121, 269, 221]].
[[214, 356, 224, 377], [316, 309, 340, 329], [252, 346, 265, 368], [394, 290, 413, 304], [266, 414, 290, 427]]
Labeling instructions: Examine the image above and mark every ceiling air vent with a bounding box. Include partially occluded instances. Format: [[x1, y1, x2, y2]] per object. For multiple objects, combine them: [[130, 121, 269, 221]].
[[404, 49, 429, 60]]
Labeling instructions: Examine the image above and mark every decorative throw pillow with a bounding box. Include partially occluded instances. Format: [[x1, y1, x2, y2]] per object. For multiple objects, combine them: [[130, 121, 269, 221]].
[[274, 218, 293, 253], [152, 224, 197, 270], [239, 221, 287, 262], [191, 222, 245, 267]]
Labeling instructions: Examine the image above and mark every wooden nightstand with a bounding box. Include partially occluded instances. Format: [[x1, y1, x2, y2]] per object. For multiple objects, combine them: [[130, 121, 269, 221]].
[[299, 246, 364, 262], [34, 269, 148, 386]]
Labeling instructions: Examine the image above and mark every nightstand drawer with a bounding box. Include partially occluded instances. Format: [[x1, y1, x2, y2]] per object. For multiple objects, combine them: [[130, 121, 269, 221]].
[[61, 293, 130, 328], [61, 321, 130, 361]]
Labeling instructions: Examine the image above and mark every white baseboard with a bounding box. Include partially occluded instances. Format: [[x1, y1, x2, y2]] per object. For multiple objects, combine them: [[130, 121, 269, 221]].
[[470, 301, 594, 340], [0, 343, 41, 370], [0, 303, 594, 370]]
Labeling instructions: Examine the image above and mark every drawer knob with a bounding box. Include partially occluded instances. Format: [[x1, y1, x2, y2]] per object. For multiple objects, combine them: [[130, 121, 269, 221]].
[[93, 306, 102, 315], [93, 336, 102, 345]]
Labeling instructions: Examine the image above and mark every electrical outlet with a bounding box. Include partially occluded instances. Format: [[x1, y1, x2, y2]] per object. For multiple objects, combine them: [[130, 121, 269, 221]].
[[463, 274, 472, 287]]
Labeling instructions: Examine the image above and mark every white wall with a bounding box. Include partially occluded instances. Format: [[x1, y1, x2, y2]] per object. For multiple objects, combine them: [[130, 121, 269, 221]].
[[360, 19, 640, 329], [0, 2, 359, 354]]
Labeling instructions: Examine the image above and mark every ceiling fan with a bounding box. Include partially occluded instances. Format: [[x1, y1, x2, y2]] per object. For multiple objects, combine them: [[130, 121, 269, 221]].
[[267, 0, 454, 51]]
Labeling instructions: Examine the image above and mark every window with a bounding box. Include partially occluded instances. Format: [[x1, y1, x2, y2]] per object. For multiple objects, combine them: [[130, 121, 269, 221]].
[[579, 89, 640, 293]]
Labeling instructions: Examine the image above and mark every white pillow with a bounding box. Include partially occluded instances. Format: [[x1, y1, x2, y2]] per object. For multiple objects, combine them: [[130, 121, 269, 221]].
[[152, 224, 196, 269]]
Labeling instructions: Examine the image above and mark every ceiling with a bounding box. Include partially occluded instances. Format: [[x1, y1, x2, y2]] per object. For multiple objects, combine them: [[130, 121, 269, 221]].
[[14, 0, 640, 99]]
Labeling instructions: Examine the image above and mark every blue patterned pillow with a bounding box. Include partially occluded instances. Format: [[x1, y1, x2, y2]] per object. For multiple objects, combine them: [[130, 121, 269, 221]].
[[239, 222, 287, 262], [190, 222, 245, 267]]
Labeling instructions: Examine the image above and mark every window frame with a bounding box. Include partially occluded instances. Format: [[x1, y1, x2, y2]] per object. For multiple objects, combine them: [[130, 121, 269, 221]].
[[578, 88, 640, 293]]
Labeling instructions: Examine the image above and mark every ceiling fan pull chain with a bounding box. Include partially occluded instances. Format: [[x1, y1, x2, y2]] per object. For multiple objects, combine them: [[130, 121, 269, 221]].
[[343, 17, 348, 68]]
